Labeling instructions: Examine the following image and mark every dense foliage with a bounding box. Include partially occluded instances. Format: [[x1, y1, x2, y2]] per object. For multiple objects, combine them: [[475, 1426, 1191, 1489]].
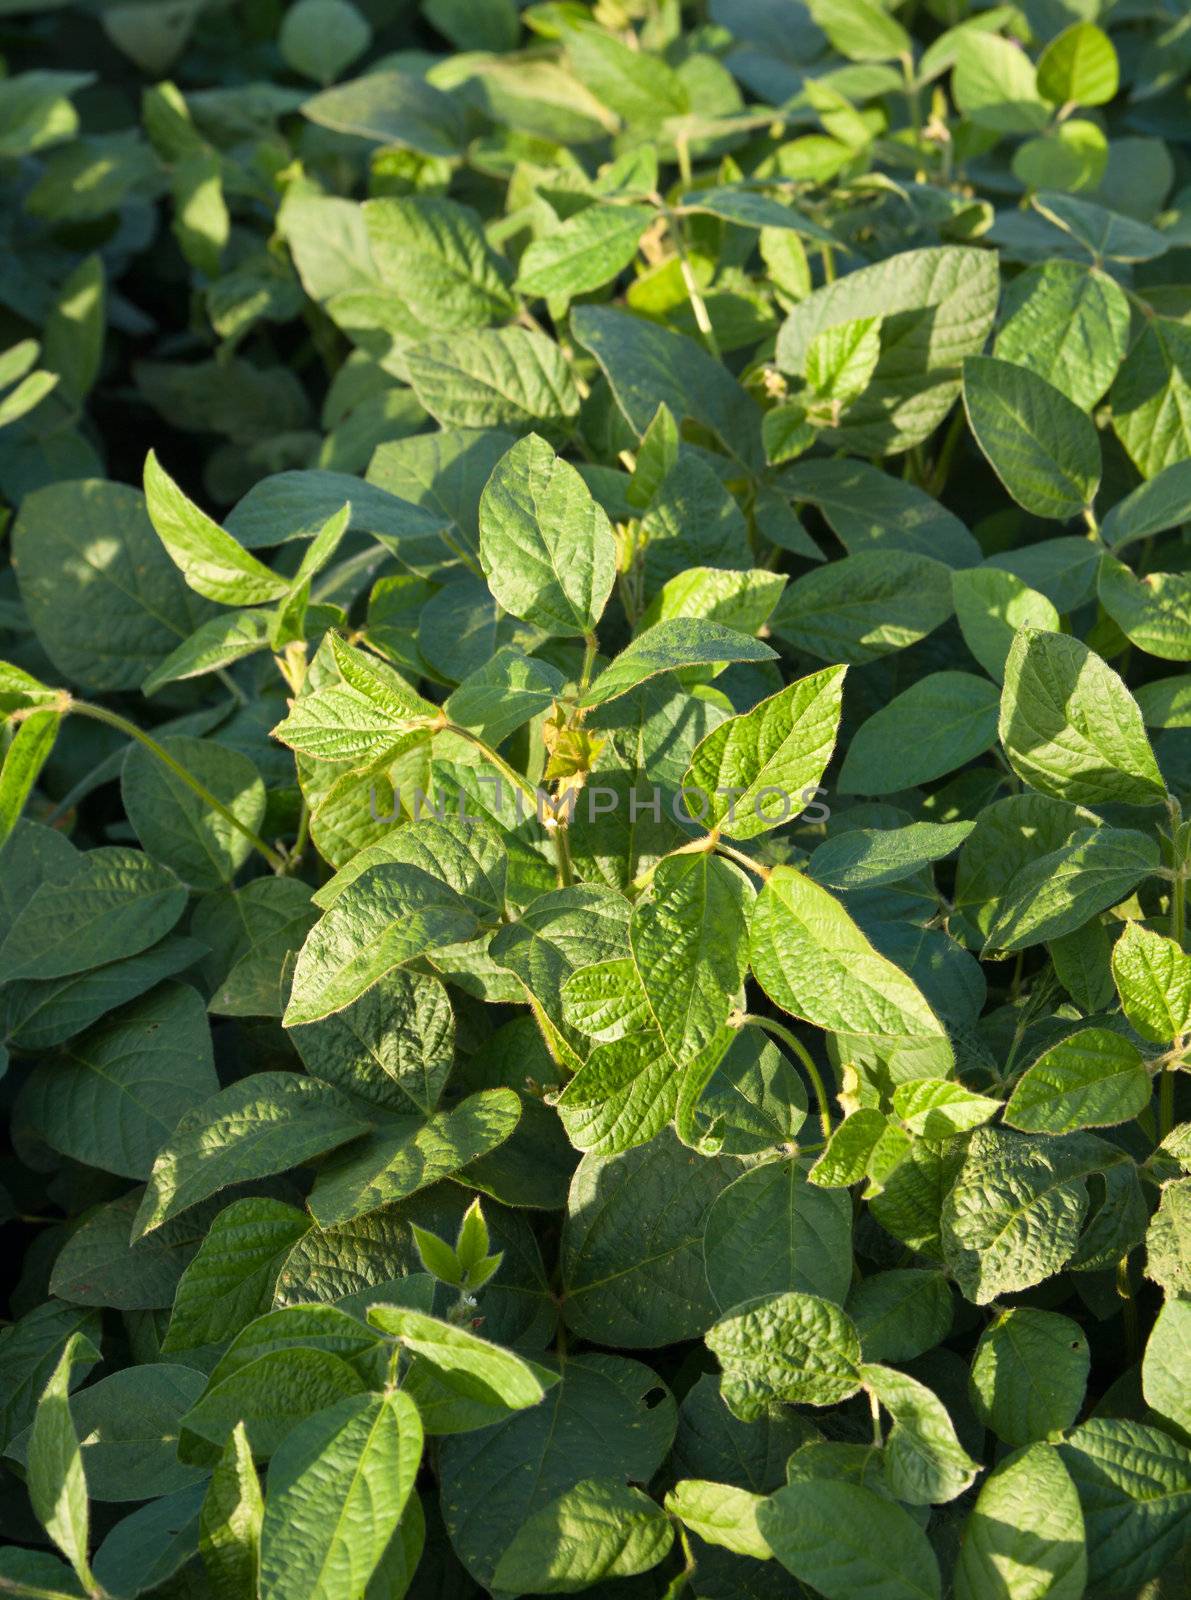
[[1, 0, 1190, 1597]]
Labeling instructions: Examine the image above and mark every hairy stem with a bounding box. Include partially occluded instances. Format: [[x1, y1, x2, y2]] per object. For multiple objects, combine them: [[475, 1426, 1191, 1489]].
[[741, 1012, 833, 1140], [68, 699, 286, 871]]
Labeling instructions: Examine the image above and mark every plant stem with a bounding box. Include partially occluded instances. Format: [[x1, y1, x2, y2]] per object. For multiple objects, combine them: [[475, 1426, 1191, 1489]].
[[552, 821, 574, 888], [663, 203, 718, 357], [1172, 867, 1186, 950], [714, 840, 770, 882], [442, 722, 541, 812], [1159, 1066, 1175, 1141], [68, 699, 286, 871], [579, 632, 599, 694], [1116, 1254, 1139, 1363], [868, 1387, 883, 1447], [741, 1012, 833, 1140]]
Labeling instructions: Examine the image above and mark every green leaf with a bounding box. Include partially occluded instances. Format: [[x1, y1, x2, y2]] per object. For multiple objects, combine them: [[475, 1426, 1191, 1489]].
[[562, 21, 688, 130], [780, 458, 980, 567], [810, 821, 975, 891], [1146, 1178, 1191, 1294], [367, 1302, 555, 1425], [144, 450, 289, 606], [1098, 555, 1191, 662], [284, 863, 478, 1026], [199, 1423, 263, 1600], [994, 260, 1129, 411], [1101, 459, 1191, 551], [444, 648, 564, 748], [10, 1363, 207, 1501], [684, 666, 845, 840], [981, 824, 1160, 955], [838, 671, 999, 794], [953, 567, 1060, 682], [769, 551, 953, 664], [776, 246, 1000, 455], [0, 708, 61, 848], [808, 0, 909, 62], [751, 866, 952, 1077], [952, 33, 1048, 133], [438, 1353, 675, 1590], [562, 1129, 737, 1347], [0, 846, 187, 983], [43, 253, 105, 407], [706, 1291, 863, 1419], [581, 618, 776, 707], [847, 1268, 953, 1363], [758, 1477, 942, 1600], [517, 203, 654, 298], [259, 1391, 423, 1600], [365, 195, 516, 330], [302, 71, 464, 156], [971, 1306, 1091, 1447], [665, 1478, 771, 1559], [941, 1126, 1114, 1303], [703, 1159, 853, 1310], [1004, 1027, 1150, 1133], [1142, 1298, 1191, 1437], [999, 628, 1166, 808], [182, 1347, 368, 1466], [1111, 921, 1191, 1044], [571, 304, 763, 471], [629, 853, 752, 1064], [954, 1443, 1087, 1600], [280, 0, 371, 84], [14, 480, 212, 680], [963, 356, 1100, 521], [0, 1303, 100, 1455], [862, 1363, 980, 1504], [305, 1088, 521, 1227], [132, 1072, 372, 1239], [1037, 22, 1119, 107], [1110, 318, 1191, 481], [478, 433, 615, 635], [492, 1477, 673, 1594], [17, 982, 218, 1180], [1059, 1419, 1191, 1595], [403, 326, 580, 436], [27, 1332, 98, 1592], [163, 1199, 312, 1355], [122, 735, 266, 890]]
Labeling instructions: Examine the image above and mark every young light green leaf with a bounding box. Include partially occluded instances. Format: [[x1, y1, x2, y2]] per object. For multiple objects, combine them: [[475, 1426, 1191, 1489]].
[[367, 1303, 555, 1413], [1004, 1027, 1151, 1134], [1037, 22, 1118, 107], [994, 260, 1129, 412], [258, 1390, 423, 1600], [862, 1363, 980, 1504], [0, 709, 61, 848], [891, 1079, 1000, 1139], [963, 356, 1100, 521], [478, 433, 616, 635], [144, 450, 290, 605], [751, 866, 952, 1077], [684, 666, 845, 840], [1111, 921, 1191, 1044], [664, 1479, 771, 1560]]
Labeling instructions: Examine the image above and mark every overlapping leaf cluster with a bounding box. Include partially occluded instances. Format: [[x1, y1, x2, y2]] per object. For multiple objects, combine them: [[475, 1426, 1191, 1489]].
[[1, 1, 1190, 1597]]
